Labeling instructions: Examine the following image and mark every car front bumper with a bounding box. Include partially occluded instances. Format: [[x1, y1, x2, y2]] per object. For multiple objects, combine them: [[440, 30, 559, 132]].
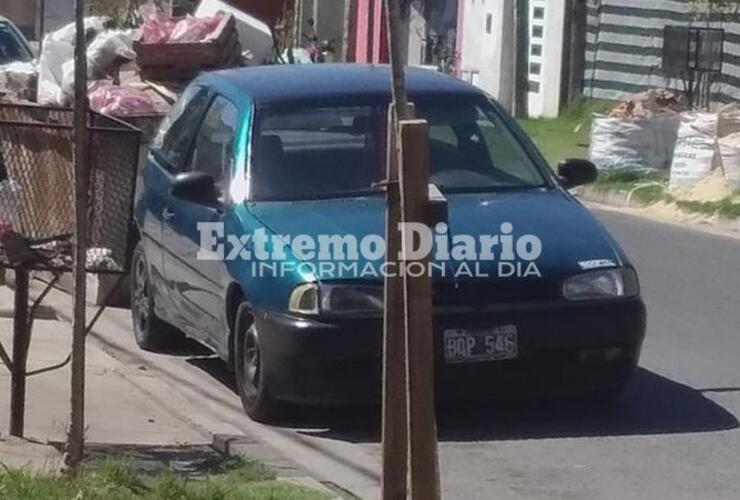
[[254, 299, 646, 406]]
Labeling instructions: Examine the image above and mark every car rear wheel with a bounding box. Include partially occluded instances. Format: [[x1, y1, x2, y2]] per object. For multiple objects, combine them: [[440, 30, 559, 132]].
[[234, 302, 280, 422], [130, 242, 179, 351]]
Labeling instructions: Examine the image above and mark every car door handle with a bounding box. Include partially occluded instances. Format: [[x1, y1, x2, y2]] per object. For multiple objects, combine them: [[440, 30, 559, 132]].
[[162, 208, 175, 221]]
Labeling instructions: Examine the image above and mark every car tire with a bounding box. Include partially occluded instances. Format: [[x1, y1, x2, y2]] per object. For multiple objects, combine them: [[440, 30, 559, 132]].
[[234, 302, 280, 422], [130, 241, 179, 351]]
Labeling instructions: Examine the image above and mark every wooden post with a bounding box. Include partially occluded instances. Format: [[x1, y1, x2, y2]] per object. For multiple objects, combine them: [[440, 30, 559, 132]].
[[65, 0, 89, 470], [382, 1, 440, 499], [9, 267, 30, 438], [398, 120, 440, 500], [381, 105, 408, 500], [385, 0, 412, 120]]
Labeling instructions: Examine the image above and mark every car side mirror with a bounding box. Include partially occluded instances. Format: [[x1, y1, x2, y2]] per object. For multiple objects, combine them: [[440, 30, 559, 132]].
[[558, 159, 598, 189], [171, 172, 220, 205]]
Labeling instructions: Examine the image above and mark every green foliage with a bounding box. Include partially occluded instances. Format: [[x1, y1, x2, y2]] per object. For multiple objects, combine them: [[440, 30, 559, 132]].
[[0, 457, 328, 500], [518, 98, 615, 165]]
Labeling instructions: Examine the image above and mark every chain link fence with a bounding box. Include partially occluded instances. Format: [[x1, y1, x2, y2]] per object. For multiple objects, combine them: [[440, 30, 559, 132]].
[[0, 104, 140, 273]]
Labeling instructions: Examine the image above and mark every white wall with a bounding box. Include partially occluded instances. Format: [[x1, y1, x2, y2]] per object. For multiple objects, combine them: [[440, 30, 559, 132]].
[[458, 0, 515, 111], [527, 0, 566, 118]]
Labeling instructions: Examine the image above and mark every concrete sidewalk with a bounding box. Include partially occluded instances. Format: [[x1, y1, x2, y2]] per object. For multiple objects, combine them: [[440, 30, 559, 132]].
[[0, 283, 210, 449]]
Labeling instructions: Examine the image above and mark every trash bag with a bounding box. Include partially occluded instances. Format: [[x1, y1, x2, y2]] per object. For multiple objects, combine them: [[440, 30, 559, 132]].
[[37, 17, 110, 106], [87, 30, 136, 79], [89, 83, 158, 117], [169, 14, 223, 43]]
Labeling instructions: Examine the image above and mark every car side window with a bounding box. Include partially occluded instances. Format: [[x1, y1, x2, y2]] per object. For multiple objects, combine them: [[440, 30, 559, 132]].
[[187, 95, 239, 195], [151, 85, 210, 172]]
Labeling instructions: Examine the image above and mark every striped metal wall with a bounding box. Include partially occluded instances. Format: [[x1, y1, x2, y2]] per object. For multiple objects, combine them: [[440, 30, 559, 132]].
[[585, 0, 740, 104]]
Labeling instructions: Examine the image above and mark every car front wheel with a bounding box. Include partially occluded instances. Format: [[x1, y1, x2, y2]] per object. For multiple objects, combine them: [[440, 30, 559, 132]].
[[234, 302, 280, 422]]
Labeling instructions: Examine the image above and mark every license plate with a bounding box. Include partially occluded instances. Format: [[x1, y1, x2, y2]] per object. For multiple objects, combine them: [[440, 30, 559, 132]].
[[443, 325, 518, 364]]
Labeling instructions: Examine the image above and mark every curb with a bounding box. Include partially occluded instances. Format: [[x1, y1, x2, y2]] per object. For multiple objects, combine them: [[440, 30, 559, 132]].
[[213, 434, 351, 499], [576, 186, 740, 234]]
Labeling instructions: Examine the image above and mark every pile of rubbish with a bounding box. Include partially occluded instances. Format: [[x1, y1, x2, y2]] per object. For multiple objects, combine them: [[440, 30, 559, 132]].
[[0, 1, 273, 120], [589, 88, 740, 194], [607, 89, 685, 120]]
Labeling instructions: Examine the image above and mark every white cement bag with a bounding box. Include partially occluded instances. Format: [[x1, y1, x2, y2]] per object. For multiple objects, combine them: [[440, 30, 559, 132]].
[[718, 132, 740, 188], [669, 113, 718, 190], [589, 115, 679, 171]]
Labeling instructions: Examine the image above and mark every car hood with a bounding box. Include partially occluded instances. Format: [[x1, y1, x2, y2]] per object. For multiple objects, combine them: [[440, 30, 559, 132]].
[[246, 189, 626, 282]]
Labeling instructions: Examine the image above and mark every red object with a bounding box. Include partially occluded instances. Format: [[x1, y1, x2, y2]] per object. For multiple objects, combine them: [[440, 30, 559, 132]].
[[349, 0, 389, 64]]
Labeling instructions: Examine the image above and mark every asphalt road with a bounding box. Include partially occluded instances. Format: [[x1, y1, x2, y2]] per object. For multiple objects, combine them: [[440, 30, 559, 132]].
[[84, 208, 740, 500]]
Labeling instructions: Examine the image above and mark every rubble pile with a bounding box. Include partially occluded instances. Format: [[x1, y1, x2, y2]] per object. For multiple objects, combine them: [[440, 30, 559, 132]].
[[608, 89, 685, 119]]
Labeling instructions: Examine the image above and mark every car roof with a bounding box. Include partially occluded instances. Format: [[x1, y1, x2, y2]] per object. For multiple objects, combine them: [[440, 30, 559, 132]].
[[205, 64, 484, 105]]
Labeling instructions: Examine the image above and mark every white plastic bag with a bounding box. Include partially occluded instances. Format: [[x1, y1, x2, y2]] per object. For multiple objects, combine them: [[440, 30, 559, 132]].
[[87, 30, 136, 79], [37, 38, 73, 105], [669, 113, 718, 190]]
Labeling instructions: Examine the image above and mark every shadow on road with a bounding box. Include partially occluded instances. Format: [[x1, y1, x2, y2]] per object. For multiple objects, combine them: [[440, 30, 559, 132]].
[[181, 355, 739, 444]]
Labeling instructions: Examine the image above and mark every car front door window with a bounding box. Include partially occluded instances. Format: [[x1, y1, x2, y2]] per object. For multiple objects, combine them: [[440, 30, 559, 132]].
[[188, 96, 239, 200], [152, 85, 211, 172]]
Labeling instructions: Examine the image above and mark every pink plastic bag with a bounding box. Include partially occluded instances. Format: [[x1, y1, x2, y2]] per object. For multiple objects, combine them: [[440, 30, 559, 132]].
[[89, 84, 158, 117], [169, 14, 223, 43]]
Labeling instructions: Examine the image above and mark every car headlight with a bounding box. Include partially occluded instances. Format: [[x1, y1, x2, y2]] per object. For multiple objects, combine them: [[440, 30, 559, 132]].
[[288, 283, 383, 315], [562, 268, 639, 301]]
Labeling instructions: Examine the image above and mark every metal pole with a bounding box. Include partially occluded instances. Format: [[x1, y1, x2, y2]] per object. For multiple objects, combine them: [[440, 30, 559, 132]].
[[9, 267, 30, 438], [65, 0, 89, 470]]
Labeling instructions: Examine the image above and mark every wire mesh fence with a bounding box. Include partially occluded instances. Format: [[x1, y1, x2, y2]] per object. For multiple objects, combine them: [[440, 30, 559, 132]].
[[0, 104, 140, 274]]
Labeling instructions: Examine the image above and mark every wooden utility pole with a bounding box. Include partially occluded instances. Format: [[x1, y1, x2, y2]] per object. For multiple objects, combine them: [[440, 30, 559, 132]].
[[65, 0, 90, 471], [514, 0, 530, 118], [382, 1, 441, 499]]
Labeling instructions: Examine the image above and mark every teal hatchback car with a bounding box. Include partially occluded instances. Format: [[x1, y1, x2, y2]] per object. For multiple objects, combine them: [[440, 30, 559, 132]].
[[132, 65, 646, 421]]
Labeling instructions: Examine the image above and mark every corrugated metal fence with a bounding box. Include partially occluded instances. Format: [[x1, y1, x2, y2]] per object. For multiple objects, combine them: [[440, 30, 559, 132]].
[[585, 0, 740, 104]]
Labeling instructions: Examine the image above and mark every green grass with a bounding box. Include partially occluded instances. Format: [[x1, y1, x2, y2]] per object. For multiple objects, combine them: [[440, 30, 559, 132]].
[[0, 457, 329, 500], [518, 98, 614, 165]]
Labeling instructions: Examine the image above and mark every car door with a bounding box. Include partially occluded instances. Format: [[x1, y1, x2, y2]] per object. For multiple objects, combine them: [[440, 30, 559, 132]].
[[141, 84, 211, 326], [162, 94, 239, 342]]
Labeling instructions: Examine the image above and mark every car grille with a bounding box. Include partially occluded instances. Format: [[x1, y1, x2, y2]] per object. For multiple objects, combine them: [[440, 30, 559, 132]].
[[432, 279, 560, 308]]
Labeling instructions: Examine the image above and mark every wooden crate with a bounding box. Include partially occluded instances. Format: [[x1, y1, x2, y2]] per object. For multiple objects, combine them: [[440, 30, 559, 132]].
[[134, 14, 242, 81]]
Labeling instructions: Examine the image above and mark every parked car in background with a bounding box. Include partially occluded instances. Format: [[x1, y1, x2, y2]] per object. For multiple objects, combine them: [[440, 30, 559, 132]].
[[0, 16, 33, 65], [131, 65, 646, 422]]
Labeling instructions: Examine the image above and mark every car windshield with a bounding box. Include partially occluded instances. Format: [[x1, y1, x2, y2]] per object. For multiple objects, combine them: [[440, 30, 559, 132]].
[[251, 99, 547, 201], [0, 22, 30, 65]]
